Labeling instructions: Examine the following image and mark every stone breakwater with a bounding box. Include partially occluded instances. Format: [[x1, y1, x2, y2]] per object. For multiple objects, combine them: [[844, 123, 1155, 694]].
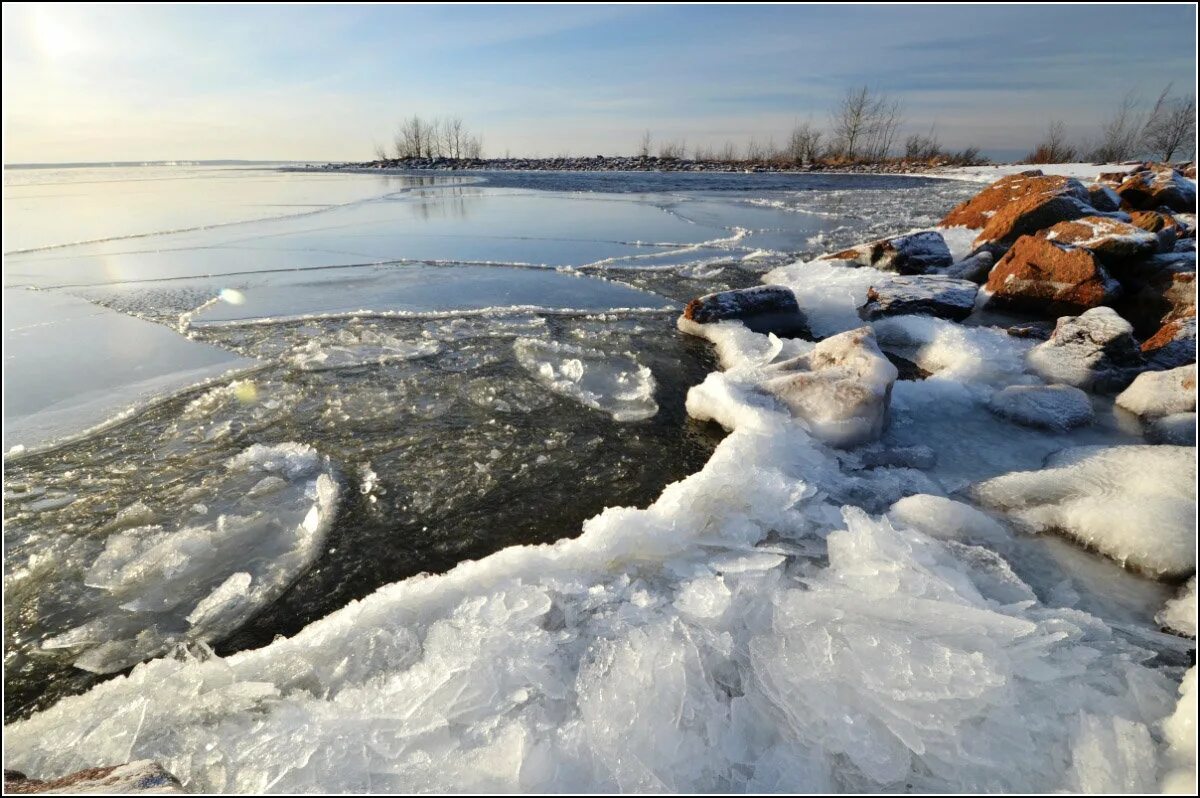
[[307, 154, 965, 175]]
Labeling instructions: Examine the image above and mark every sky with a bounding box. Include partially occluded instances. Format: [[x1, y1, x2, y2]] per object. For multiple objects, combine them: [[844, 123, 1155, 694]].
[[2, 3, 1196, 164]]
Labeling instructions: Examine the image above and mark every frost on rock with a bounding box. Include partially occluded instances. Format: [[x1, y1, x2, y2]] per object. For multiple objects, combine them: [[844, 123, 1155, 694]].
[[1147, 413, 1197, 446], [762, 326, 898, 447], [1156, 577, 1197, 638], [972, 445, 1196, 580], [1115, 364, 1196, 418], [1161, 667, 1197, 794], [1026, 307, 1146, 393], [987, 384, 1094, 431], [821, 230, 953, 275], [681, 285, 807, 336], [39, 443, 339, 673], [858, 274, 978, 322], [513, 337, 658, 421], [288, 328, 440, 371]]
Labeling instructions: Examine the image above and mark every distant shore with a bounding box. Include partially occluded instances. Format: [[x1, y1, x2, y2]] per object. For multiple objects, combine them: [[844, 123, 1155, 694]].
[[300, 154, 972, 176]]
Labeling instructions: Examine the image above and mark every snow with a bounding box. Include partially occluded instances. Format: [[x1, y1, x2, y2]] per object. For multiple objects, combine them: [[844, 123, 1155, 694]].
[[1161, 667, 1197, 794], [987, 384, 1095, 431], [513, 337, 658, 421], [1157, 577, 1197, 639], [973, 445, 1197, 580], [922, 162, 1133, 184], [36, 443, 339, 673], [1116, 364, 1196, 418]]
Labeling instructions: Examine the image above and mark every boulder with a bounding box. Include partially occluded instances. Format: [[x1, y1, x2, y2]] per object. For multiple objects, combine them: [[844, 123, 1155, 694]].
[[1114, 257, 1195, 336], [942, 250, 993, 283], [983, 235, 1120, 316], [1086, 183, 1123, 212], [1129, 209, 1191, 235], [763, 326, 898, 447], [822, 230, 952, 275], [973, 192, 1095, 253], [1147, 413, 1197, 446], [1116, 167, 1198, 213], [1006, 320, 1057, 340], [858, 274, 978, 321], [1142, 315, 1197, 370], [987, 384, 1094, 431], [3, 762, 184, 794], [1037, 216, 1159, 262], [681, 285, 807, 336], [939, 172, 1090, 229], [1026, 307, 1146, 393], [1115, 364, 1196, 418]]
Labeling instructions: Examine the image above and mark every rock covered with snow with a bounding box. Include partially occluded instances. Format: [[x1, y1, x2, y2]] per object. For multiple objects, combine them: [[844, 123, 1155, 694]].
[[1156, 577, 1196, 639], [1086, 183, 1122, 212], [762, 326, 898, 447], [1026, 307, 1145, 393], [1037, 215, 1159, 262], [1142, 315, 1197, 370], [1147, 413, 1197, 446], [939, 172, 1091, 229], [1161, 667, 1198, 793], [681, 284, 807, 337], [973, 444, 1197, 579], [822, 230, 953, 275], [858, 274, 978, 321], [3, 761, 184, 794], [987, 384, 1094, 431], [1115, 364, 1196, 418], [983, 236, 1121, 316], [1116, 167, 1198, 213], [39, 443, 340, 674]]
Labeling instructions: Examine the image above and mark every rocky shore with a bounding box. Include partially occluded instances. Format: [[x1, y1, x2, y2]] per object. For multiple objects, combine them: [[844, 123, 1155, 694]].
[[306, 154, 970, 175]]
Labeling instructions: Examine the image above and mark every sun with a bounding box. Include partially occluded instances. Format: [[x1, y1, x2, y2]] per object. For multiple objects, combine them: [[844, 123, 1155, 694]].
[[31, 7, 84, 59]]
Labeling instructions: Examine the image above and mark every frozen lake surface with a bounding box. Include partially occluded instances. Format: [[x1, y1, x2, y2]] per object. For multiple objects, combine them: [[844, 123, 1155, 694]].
[[4, 164, 1190, 792]]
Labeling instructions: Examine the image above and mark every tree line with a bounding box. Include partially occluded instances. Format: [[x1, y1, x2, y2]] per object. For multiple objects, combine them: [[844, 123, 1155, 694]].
[[375, 115, 483, 160]]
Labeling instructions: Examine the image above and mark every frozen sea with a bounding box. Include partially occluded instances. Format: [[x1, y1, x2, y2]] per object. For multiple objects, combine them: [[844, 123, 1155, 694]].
[[2, 163, 1193, 793]]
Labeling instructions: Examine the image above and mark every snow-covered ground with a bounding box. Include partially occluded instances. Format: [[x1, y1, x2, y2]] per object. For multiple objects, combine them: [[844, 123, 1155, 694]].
[[2, 163, 1194, 793]]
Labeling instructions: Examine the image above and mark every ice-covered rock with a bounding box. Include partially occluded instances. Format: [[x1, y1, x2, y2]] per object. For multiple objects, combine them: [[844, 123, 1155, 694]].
[[513, 338, 658, 421], [822, 230, 953, 275], [873, 314, 1033, 385], [886, 494, 1010, 546], [1147, 413, 1197, 446], [940, 172, 1091, 229], [3, 761, 184, 794], [972, 444, 1197, 579], [858, 274, 978, 322], [1026, 308, 1145, 393], [987, 384, 1094, 431], [941, 250, 993, 283], [1038, 216, 1159, 262], [761, 326, 897, 447], [1156, 577, 1196, 638], [40, 443, 340, 673], [1116, 167, 1198, 213], [1115, 364, 1196, 418], [983, 236, 1120, 316], [680, 285, 806, 337]]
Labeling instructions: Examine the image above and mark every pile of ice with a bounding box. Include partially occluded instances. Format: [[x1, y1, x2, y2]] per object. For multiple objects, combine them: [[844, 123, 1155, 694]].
[[972, 445, 1196, 580], [37, 443, 339, 673], [288, 328, 440, 371], [1157, 577, 1197, 638], [513, 337, 658, 421]]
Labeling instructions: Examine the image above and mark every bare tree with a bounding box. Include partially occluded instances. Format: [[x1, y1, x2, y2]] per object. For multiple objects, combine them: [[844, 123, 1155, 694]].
[[1143, 86, 1196, 162], [658, 138, 687, 160], [393, 115, 482, 160], [904, 125, 942, 162], [829, 86, 903, 161], [718, 141, 738, 162], [638, 130, 653, 158], [373, 142, 389, 162], [1090, 90, 1146, 162], [785, 121, 823, 164], [1024, 120, 1078, 164]]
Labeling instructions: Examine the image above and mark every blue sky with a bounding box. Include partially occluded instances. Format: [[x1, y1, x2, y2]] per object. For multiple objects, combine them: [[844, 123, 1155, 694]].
[[2, 3, 1196, 163]]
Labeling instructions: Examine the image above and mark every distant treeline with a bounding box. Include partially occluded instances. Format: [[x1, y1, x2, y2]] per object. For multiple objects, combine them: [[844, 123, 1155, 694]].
[[376, 116, 483, 160], [1024, 84, 1196, 164]]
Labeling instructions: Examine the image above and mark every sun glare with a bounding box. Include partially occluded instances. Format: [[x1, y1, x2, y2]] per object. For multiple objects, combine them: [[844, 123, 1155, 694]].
[[32, 8, 84, 59]]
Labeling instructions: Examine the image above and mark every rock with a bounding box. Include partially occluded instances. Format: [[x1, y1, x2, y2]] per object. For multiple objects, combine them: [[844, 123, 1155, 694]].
[[1142, 315, 1197, 370], [763, 326, 898, 447], [1086, 183, 1123, 212], [3, 762, 184, 794], [822, 230, 952, 275], [1116, 364, 1196, 418], [1006, 321, 1056, 340], [1037, 216, 1159, 263], [1026, 307, 1146, 393], [942, 250, 993, 283], [973, 192, 1096, 254], [1147, 413, 1197, 446], [858, 274, 978, 321], [1108, 250, 1196, 335], [940, 173, 1090, 229], [987, 384, 1094, 431], [883, 351, 931, 381], [983, 235, 1120, 316], [681, 285, 806, 336], [1116, 167, 1198, 213], [1129, 209, 1190, 235]]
